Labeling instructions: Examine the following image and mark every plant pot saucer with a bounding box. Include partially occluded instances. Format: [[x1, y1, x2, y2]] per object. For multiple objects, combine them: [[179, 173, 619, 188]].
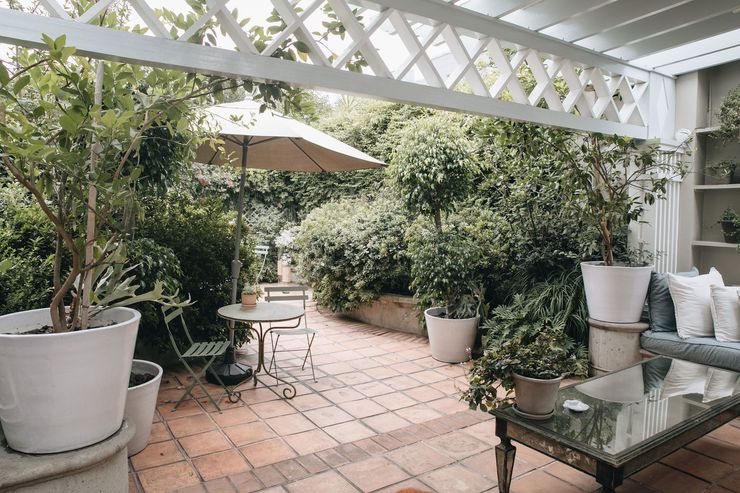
[[512, 405, 554, 421]]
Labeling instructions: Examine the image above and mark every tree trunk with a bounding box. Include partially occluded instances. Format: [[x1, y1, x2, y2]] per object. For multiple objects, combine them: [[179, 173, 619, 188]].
[[78, 61, 104, 330], [433, 209, 442, 232]]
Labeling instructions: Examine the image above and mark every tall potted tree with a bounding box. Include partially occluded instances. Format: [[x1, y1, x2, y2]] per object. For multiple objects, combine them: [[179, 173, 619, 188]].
[[390, 116, 481, 362], [568, 134, 686, 323], [0, 38, 235, 454]]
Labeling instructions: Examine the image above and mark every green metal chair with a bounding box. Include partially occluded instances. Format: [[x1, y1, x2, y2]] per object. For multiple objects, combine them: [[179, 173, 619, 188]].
[[266, 286, 318, 383], [161, 305, 239, 412]]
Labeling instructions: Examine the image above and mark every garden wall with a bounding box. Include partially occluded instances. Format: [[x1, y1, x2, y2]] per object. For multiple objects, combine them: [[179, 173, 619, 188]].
[[343, 294, 423, 336]]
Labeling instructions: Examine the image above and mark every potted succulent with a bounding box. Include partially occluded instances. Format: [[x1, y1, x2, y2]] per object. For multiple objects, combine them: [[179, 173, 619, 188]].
[[242, 283, 263, 306], [125, 359, 164, 456], [719, 208, 740, 243], [463, 319, 588, 419], [390, 116, 482, 362], [569, 134, 686, 323], [0, 39, 191, 454]]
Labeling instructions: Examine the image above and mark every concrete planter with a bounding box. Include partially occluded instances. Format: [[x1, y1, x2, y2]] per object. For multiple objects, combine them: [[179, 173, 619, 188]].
[[125, 360, 163, 456], [513, 373, 563, 418], [0, 307, 140, 454], [0, 419, 135, 493], [425, 307, 478, 363], [581, 261, 653, 323], [344, 294, 422, 335]]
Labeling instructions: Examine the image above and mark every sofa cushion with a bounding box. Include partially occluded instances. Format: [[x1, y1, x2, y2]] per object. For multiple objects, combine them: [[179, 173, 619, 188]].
[[668, 268, 724, 338], [709, 285, 740, 342], [648, 268, 698, 332], [640, 329, 740, 372]]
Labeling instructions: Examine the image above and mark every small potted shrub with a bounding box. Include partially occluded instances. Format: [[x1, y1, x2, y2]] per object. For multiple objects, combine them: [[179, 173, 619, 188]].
[[712, 86, 740, 142], [707, 160, 739, 185], [570, 134, 686, 323], [719, 208, 740, 243], [464, 320, 587, 419], [242, 283, 262, 306], [390, 116, 481, 362]]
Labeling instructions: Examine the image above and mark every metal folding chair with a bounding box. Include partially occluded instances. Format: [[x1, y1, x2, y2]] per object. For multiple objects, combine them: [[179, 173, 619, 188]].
[[255, 245, 269, 281], [266, 286, 318, 383], [161, 305, 240, 412]]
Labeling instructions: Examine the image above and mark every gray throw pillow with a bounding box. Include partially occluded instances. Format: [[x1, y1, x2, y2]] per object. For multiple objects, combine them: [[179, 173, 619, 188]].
[[648, 267, 699, 332]]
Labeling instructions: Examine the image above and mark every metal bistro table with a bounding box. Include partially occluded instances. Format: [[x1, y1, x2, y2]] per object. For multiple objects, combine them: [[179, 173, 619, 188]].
[[217, 302, 305, 399], [491, 357, 740, 492]]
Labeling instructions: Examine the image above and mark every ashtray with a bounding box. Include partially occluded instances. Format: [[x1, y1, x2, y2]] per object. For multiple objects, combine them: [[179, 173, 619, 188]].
[[563, 399, 589, 412]]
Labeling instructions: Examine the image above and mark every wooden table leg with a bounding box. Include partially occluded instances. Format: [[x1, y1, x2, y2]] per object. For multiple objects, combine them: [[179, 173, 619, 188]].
[[495, 419, 516, 493]]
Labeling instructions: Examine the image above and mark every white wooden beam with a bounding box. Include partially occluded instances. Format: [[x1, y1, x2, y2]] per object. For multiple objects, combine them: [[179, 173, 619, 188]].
[[631, 29, 740, 70], [501, 0, 615, 32], [656, 45, 740, 75], [0, 8, 648, 138]]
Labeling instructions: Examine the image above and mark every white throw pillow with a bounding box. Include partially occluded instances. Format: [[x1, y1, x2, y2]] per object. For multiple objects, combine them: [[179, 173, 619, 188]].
[[709, 285, 740, 342], [661, 359, 708, 399], [667, 267, 724, 338]]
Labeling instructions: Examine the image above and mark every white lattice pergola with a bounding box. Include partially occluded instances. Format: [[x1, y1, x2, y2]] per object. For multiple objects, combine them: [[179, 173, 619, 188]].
[[1, 0, 738, 140]]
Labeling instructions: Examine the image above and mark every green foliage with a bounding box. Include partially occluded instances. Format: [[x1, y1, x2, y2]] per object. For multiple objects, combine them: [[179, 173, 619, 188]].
[[463, 320, 588, 412], [139, 194, 257, 345], [390, 116, 477, 230], [713, 85, 740, 142], [406, 222, 482, 317], [294, 194, 411, 312]]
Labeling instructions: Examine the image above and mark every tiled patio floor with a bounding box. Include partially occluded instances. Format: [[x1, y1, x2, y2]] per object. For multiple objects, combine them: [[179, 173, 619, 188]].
[[128, 299, 740, 493]]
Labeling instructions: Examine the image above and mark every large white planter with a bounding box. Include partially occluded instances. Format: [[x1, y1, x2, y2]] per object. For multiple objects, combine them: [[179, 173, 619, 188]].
[[424, 307, 479, 363], [0, 307, 140, 454], [581, 261, 653, 324], [125, 359, 163, 457]]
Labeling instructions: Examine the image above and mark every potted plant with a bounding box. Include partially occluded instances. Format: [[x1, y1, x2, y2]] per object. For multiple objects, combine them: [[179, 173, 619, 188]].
[[719, 208, 740, 243], [712, 86, 740, 142], [125, 359, 163, 456], [241, 283, 263, 306], [390, 116, 481, 362], [0, 39, 202, 454], [707, 160, 739, 185], [463, 320, 588, 419], [569, 134, 686, 323]]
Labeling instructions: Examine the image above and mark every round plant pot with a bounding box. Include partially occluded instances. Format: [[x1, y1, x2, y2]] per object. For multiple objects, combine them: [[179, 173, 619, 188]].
[[513, 372, 563, 417], [0, 307, 140, 454], [581, 261, 653, 324], [424, 307, 478, 363], [241, 293, 257, 306], [125, 359, 163, 456], [720, 221, 739, 243]]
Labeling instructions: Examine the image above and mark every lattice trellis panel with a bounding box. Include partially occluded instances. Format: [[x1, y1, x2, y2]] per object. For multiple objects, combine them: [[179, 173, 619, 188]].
[[3, 0, 670, 138]]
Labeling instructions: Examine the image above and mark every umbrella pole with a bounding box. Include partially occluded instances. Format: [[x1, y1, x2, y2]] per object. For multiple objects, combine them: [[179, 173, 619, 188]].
[[209, 136, 253, 386]]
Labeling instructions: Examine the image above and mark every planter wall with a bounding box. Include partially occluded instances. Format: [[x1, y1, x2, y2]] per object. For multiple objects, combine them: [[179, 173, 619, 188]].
[[344, 294, 423, 336], [125, 360, 163, 457], [0, 420, 134, 493], [425, 307, 478, 363], [0, 307, 140, 454]]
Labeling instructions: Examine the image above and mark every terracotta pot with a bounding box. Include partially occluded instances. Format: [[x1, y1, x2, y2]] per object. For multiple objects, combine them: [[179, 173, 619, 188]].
[[241, 293, 257, 306]]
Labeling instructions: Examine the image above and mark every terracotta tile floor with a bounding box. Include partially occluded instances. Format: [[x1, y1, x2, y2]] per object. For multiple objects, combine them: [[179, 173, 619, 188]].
[[128, 300, 740, 493]]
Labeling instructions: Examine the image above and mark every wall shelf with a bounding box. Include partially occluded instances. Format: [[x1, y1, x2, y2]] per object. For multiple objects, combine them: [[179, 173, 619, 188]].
[[691, 240, 738, 249], [695, 126, 721, 134], [694, 184, 740, 191]]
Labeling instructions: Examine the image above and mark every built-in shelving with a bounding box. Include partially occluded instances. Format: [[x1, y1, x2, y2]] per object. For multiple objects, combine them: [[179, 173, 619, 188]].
[[694, 184, 740, 191], [691, 240, 738, 249], [695, 126, 720, 134]]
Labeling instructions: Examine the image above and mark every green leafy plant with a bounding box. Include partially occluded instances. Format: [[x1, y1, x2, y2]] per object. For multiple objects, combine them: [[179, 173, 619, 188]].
[[719, 207, 740, 243], [390, 116, 477, 231], [707, 160, 739, 184], [241, 284, 263, 297], [463, 320, 587, 412], [713, 86, 740, 142]]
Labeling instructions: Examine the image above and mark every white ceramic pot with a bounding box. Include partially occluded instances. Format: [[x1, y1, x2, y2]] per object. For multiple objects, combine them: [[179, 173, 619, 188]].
[[581, 261, 653, 323], [424, 307, 479, 363], [513, 373, 563, 416], [125, 359, 163, 456], [0, 307, 140, 454]]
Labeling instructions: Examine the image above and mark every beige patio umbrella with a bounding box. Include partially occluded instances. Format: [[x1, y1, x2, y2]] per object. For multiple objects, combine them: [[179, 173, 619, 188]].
[[196, 100, 384, 383]]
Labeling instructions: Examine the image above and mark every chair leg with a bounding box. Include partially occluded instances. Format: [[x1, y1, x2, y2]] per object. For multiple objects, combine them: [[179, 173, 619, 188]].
[[302, 333, 317, 382], [268, 332, 277, 373], [205, 358, 244, 409], [272, 334, 281, 386], [196, 354, 224, 412], [176, 358, 210, 411]]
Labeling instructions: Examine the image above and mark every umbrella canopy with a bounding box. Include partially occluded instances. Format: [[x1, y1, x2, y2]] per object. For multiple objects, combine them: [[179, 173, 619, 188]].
[[196, 100, 384, 172]]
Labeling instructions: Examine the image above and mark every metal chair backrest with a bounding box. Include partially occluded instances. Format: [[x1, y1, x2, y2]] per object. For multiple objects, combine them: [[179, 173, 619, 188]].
[[161, 305, 195, 357], [255, 245, 269, 281], [264, 285, 309, 328]]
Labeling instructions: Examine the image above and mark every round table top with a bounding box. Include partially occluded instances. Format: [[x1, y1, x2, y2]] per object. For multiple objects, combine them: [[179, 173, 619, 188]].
[[217, 302, 304, 323]]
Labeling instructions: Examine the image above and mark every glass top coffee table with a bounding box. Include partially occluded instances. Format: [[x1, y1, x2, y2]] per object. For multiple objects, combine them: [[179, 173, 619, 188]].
[[491, 357, 740, 492]]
